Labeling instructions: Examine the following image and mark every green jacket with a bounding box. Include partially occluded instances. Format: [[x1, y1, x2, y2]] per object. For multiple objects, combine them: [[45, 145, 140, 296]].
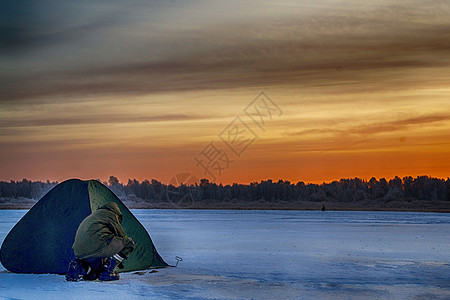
[[72, 202, 125, 259]]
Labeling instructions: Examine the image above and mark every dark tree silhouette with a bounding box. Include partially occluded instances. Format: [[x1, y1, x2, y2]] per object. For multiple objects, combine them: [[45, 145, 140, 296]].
[[1, 176, 449, 210]]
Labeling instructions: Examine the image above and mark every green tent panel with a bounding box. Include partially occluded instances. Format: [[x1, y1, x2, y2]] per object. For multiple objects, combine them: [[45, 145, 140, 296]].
[[0, 179, 168, 274]]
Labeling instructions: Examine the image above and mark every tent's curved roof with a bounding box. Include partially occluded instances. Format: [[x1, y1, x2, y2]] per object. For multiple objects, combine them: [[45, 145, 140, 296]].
[[0, 179, 167, 274]]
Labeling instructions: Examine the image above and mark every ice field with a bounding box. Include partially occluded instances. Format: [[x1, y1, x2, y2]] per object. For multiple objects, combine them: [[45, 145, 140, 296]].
[[1, 209, 449, 299]]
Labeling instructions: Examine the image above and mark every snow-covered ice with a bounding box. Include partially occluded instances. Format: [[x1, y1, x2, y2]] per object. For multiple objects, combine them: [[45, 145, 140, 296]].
[[1, 209, 449, 299]]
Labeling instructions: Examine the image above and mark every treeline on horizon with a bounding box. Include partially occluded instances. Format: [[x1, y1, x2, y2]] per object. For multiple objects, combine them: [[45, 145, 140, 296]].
[[1, 176, 449, 210]]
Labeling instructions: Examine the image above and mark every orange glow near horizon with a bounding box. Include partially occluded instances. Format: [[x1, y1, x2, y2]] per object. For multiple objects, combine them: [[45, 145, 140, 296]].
[[1, 1, 449, 185], [2, 86, 449, 185]]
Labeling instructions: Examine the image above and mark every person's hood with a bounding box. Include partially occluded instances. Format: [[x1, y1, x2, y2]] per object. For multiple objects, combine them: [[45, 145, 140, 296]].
[[99, 202, 123, 222]]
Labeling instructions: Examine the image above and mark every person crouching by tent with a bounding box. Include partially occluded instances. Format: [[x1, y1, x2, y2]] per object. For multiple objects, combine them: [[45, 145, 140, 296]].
[[66, 202, 135, 281]]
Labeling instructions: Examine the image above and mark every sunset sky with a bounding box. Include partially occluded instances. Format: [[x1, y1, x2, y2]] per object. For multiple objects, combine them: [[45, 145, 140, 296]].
[[1, 0, 449, 185]]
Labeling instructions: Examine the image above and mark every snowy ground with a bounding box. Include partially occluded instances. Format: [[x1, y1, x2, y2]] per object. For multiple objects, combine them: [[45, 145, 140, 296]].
[[1, 209, 449, 300]]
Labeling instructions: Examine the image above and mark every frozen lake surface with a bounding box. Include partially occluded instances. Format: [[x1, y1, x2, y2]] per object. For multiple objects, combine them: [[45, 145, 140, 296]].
[[1, 209, 449, 299]]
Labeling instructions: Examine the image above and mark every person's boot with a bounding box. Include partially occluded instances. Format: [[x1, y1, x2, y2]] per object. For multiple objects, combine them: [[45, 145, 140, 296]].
[[66, 259, 83, 282], [80, 261, 97, 281], [98, 257, 120, 281], [80, 258, 102, 281]]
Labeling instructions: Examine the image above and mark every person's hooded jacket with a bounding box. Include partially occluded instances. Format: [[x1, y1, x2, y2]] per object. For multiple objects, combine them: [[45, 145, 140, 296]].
[[72, 202, 125, 259]]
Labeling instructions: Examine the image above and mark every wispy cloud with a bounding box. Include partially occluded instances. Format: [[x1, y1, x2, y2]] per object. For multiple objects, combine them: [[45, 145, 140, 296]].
[[349, 114, 450, 135], [0, 113, 205, 128], [1, 1, 449, 102]]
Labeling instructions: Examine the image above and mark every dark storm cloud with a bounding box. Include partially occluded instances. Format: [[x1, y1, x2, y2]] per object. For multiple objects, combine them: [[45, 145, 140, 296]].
[[1, 0, 450, 103], [0, 1, 116, 50]]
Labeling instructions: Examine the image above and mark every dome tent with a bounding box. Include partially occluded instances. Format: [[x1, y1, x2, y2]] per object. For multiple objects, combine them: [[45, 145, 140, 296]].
[[0, 179, 168, 274]]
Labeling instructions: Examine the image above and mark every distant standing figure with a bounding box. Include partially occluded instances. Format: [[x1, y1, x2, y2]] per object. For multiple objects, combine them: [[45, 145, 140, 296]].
[[321, 205, 326, 211], [66, 202, 135, 281]]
